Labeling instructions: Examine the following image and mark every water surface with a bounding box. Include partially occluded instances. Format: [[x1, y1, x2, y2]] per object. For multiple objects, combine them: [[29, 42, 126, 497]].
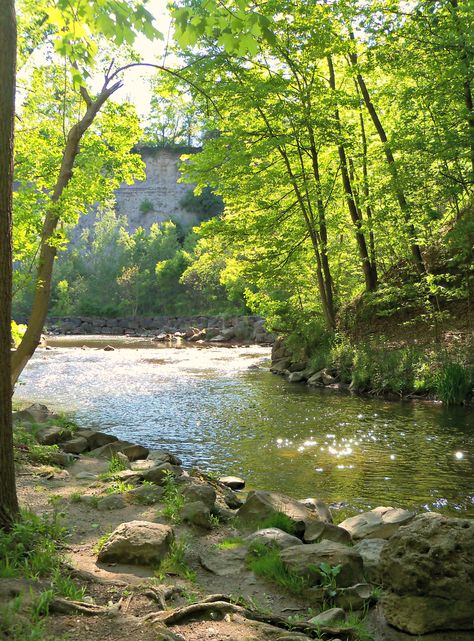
[[15, 338, 474, 516]]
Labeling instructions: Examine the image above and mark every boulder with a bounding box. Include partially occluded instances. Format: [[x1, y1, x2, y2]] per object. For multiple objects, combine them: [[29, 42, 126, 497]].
[[69, 457, 109, 477], [270, 358, 292, 374], [379, 513, 474, 635], [141, 462, 180, 485], [15, 403, 52, 424], [335, 583, 372, 610], [353, 539, 386, 584], [303, 521, 352, 545], [281, 541, 364, 588], [148, 449, 182, 466], [97, 521, 174, 565], [182, 483, 216, 510], [219, 476, 245, 490], [307, 371, 325, 387], [288, 372, 306, 383], [300, 498, 333, 523], [96, 494, 127, 511], [36, 426, 72, 445], [89, 440, 134, 459], [126, 485, 164, 505], [338, 506, 415, 540], [75, 429, 118, 450], [236, 490, 325, 536], [245, 528, 303, 550], [60, 437, 88, 454], [220, 485, 244, 510], [308, 608, 345, 627], [121, 443, 149, 461], [200, 546, 247, 576], [181, 501, 212, 529]]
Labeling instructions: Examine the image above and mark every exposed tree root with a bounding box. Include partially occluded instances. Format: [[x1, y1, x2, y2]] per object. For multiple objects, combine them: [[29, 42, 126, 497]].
[[62, 563, 128, 587], [50, 597, 111, 615], [142, 595, 358, 640]]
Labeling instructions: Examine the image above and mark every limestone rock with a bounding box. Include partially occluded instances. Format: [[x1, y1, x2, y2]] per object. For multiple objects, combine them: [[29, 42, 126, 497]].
[[97, 521, 174, 565], [338, 506, 415, 540], [379, 513, 474, 634], [36, 426, 72, 445], [219, 476, 245, 490], [308, 608, 345, 626], [121, 443, 149, 461], [126, 484, 164, 505], [141, 462, 180, 485], [75, 429, 118, 450], [245, 528, 303, 550], [96, 494, 127, 511], [281, 541, 364, 588], [199, 547, 247, 576], [220, 485, 244, 509], [288, 372, 306, 383], [89, 440, 134, 459], [148, 449, 182, 466], [335, 583, 372, 610], [300, 498, 333, 523], [303, 521, 351, 545], [182, 483, 216, 510], [353, 538, 386, 584], [60, 437, 88, 454], [236, 490, 323, 536], [15, 403, 52, 424], [270, 358, 292, 374], [181, 501, 212, 529]]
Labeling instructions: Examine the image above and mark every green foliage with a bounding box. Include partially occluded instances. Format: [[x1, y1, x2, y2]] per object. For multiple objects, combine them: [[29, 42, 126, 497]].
[[317, 562, 342, 605], [107, 454, 128, 474], [93, 532, 112, 555], [161, 471, 185, 524], [255, 512, 296, 535], [13, 424, 60, 466], [0, 596, 47, 641], [246, 542, 307, 594], [139, 199, 155, 215], [155, 539, 196, 582], [435, 362, 472, 405], [11, 321, 26, 348], [215, 536, 246, 550], [105, 480, 134, 495]]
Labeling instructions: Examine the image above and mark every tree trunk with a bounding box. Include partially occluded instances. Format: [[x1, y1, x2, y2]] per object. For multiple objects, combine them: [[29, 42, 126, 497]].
[[11, 81, 121, 386], [347, 37, 425, 272], [327, 55, 377, 293], [0, 0, 19, 530]]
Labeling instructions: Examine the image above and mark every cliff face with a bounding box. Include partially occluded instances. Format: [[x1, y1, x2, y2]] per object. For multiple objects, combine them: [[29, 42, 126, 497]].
[[115, 147, 199, 231], [72, 146, 199, 238]]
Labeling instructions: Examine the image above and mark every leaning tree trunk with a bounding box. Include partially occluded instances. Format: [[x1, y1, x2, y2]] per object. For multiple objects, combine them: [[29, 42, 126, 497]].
[[0, 0, 19, 530], [11, 81, 121, 386]]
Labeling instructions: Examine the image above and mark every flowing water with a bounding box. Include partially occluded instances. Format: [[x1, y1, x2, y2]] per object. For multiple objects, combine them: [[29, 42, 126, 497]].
[[14, 337, 474, 516]]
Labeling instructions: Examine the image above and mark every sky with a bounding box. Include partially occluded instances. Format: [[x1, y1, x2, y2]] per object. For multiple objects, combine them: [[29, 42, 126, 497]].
[[119, 0, 174, 117]]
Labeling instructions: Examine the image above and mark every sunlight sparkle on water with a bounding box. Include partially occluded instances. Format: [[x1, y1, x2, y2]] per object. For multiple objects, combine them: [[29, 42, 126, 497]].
[[455, 451, 464, 460]]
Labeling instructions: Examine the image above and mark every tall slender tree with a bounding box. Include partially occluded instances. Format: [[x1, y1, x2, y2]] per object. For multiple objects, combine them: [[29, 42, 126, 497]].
[[0, 0, 19, 530]]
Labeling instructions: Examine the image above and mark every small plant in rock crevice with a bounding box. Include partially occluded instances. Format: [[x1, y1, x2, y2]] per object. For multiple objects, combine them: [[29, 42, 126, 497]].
[[315, 561, 342, 606], [107, 453, 128, 474], [161, 470, 184, 524], [246, 541, 307, 594], [155, 539, 196, 582], [252, 512, 296, 535]]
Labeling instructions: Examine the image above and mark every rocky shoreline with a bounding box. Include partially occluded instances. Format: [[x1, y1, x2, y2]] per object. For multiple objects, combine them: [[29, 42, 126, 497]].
[[35, 314, 276, 345], [9, 403, 474, 641]]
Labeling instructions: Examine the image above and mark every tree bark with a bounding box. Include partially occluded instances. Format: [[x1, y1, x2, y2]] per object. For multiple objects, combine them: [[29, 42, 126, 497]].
[[347, 36, 425, 272], [327, 55, 377, 293], [0, 0, 19, 530], [11, 81, 122, 386]]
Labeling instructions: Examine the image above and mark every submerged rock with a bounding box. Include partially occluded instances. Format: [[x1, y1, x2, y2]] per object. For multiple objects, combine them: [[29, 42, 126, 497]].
[[97, 521, 173, 565]]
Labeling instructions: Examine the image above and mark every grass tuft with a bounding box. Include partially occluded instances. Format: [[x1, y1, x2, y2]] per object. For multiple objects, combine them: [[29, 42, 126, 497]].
[[246, 541, 307, 594]]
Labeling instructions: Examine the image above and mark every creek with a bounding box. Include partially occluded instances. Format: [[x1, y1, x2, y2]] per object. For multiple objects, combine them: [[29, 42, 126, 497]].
[[14, 336, 474, 516]]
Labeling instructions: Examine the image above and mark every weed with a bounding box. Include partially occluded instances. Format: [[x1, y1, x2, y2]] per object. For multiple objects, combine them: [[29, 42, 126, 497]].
[[155, 539, 196, 582], [209, 514, 221, 528], [69, 492, 82, 503], [107, 453, 128, 474], [161, 470, 184, 524], [51, 567, 86, 601], [105, 480, 134, 494], [246, 541, 307, 594], [436, 361, 471, 405], [93, 532, 112, 555], [13, 424, 60, 465], [48, 413, 78, 433], [315, 561, 342, 605], [255, 512, 296, 535], [215, 536, 246, 550]]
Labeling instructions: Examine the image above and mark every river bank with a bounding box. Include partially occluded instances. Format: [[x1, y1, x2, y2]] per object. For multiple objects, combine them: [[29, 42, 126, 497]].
[[3, 404, 473, 641]]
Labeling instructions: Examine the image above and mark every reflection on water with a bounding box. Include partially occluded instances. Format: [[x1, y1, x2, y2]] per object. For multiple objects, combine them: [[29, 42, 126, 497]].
[[15, 340, 474, 515]]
